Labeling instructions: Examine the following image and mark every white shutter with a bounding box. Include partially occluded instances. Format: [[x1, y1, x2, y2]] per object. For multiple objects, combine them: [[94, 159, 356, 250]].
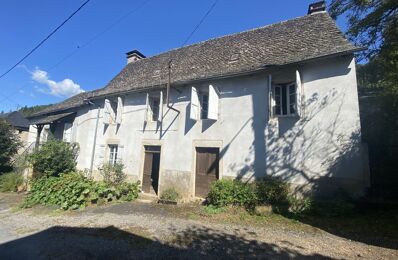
[[103, 99, 111, 125], [268, 74, 274, 119], [158, 91, 163, 122], [117, 145, 124, 164], [144, 93, 149, 122], [190, 87, 200, 120], [208, 84, 219, 120], [296, 70, 303, 117], [63, 123, 72, 142], [116, 97, 123, 124]]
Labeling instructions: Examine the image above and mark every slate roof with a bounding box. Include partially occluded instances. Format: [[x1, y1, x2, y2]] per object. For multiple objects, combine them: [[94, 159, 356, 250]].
[[0, 111, 30, 130], [30, 112, 76, 125], [31, 12, 361, 117]]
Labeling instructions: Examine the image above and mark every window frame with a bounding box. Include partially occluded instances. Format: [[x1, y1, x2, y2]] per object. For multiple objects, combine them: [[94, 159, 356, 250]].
[[273, 82, 297, 117], [108, 144, 118, 166]]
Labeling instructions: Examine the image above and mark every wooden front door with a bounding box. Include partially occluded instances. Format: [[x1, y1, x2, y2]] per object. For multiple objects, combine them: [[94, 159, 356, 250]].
[[195, 147, 219, 198], [142, 146, 161, 194]]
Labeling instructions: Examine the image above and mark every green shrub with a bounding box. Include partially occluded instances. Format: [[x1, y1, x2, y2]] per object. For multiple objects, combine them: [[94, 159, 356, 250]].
[[207, 179, 257, 209], [22, 172, 139, 210], [160, 188, 181, 202], [0, 119, 21, 173], [29, 138, 79, 178], [0, 172, 24, 192], [256, 178, 289, 205], [100, 163, 126, 185], [287, 196, 313, 216]]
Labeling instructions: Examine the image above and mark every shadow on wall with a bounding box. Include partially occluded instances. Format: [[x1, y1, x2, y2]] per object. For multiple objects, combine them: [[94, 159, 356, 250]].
[[0, 225, 332, 259], [222, 62, 365, 197]]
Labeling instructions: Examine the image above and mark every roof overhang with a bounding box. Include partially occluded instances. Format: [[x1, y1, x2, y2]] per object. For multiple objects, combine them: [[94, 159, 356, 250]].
[[29, 112, 76, 125]]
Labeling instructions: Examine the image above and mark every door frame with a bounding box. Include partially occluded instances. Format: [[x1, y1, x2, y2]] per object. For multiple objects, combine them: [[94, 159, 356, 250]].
[[192, 140, 223, 198], [139, 140, 163, 196]]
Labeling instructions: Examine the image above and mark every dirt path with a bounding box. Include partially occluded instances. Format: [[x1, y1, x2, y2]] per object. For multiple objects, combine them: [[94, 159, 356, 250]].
[[0, 193, 396, 259]]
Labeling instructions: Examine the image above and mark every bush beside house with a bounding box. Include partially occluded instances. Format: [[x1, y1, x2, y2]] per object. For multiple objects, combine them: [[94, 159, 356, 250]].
[[206, 178, 354, 217], [28, 138, 79, 178], [0, 118, 21, 174], [22, 139, 140, 210], [22, 172, 139, 210]]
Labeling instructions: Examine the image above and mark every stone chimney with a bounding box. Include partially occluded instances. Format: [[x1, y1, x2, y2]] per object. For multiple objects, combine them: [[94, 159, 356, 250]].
[[126, 50, 146, 64], [308, 1, 326, 15]]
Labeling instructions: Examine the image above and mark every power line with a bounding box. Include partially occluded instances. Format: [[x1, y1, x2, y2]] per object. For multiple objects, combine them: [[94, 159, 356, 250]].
[[0, 0, 91, 80], [181, 0, 220, 47], [0, 0, 152, 106], [48, 0, 152, 71]]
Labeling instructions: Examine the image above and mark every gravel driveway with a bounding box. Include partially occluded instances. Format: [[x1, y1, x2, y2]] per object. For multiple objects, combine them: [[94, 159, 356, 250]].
[[0, 193, 397, 259]]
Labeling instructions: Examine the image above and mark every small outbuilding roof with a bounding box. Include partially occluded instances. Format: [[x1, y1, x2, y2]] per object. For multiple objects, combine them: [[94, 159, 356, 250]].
[[31, 12, 362, 117], [29, 112, 76, 125], [0, 111, 30, 130]]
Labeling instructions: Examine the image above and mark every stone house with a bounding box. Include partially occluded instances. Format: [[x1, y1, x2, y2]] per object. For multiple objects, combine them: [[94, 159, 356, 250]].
[[27, 4, 370, 199]]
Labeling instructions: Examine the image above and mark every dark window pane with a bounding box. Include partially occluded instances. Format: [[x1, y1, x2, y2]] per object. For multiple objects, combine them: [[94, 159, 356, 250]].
[[274, 86, 281, 115], [281, 85, 287, 115], [201, 94, 209, 119], [151, 98, 160, 121]]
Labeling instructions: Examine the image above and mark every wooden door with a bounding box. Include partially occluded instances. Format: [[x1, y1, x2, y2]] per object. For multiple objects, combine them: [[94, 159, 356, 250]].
[[195, 147, 219, 198], [142, 152, 153, 193]]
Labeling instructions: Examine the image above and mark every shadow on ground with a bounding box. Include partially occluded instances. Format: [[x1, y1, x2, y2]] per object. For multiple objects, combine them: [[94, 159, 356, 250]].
[[0, 225, 331, 259], [294, 204, 398, 250]]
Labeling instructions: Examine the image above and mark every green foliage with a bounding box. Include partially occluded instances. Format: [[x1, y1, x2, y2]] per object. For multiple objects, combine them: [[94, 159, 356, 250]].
[[29, 138, 79, 177], [329, 0, 398, 60], [160, 188, 181, 202], [100, 163, 126, 186], [202, 205, 227, 214], [287, 196, 313, 216], [22, 172, 139, 210], [0, 172, 24, 192], [207, 179, 257, 209], [0, 119, 21, 173], [18, 104, 52, 117], [256, 178, 290, 205]]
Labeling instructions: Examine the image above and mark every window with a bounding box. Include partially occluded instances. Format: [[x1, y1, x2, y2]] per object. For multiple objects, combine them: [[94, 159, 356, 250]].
[[190, 85, 219, 121], [200, 93, 209, 119], [108, 145, 118, 165], [150, 97, 160, 121], [273, 83, 296, 116]]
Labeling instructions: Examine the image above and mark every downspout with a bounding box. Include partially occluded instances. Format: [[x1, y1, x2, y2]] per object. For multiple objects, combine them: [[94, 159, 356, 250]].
[[89, 102, 100, 175], [166, 59, 179, 112]]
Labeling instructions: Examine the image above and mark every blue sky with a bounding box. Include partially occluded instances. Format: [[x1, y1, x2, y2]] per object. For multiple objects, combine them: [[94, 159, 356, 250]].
[[0, 0, 348, 112]]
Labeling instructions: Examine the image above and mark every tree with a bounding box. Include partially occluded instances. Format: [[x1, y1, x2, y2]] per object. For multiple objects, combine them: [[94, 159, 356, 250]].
[[329, 0, 398, 92], [29, 138, 79, 177], [0, 119, 21, 173], [329, 0, 397, 59]]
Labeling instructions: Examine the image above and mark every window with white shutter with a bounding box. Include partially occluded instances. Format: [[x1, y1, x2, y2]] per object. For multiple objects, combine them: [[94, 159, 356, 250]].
[[190, 85, 219, 121], [270, 70, 303, 118], [190, 87, 200, 120], [116, 97, 123, 124]]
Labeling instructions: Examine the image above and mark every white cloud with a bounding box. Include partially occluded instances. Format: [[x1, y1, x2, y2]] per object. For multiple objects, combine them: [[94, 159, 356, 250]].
[[31, 68, 84, 97]]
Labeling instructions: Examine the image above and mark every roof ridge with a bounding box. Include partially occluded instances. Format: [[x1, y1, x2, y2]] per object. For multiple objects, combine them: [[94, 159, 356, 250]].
[[134, 13, 321, 63]]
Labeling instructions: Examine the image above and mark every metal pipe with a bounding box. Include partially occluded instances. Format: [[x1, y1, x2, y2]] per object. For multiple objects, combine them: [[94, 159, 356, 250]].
[[166, 59, 180, 112], [89, 104, 100, 174]]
